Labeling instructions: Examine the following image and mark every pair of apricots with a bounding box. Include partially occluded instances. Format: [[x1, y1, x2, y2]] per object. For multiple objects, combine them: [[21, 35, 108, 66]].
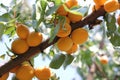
[[0, 62, 51, 80]]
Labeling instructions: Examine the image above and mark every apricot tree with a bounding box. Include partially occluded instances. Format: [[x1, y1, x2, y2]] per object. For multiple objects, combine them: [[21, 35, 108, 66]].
[[0, 0, 120, 80]]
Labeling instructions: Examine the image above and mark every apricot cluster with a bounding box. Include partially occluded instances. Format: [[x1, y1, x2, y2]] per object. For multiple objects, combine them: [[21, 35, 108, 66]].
[[93, 0, 119, 13], [0, 61, 52, 80], [56, 0, 89, 54], [11, 23, 43, 54]]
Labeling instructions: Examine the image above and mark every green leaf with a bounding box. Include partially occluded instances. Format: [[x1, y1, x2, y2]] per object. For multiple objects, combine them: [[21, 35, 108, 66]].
[[0, 54, 5, 59], [40, 0, 47, 11], [49, 53, 66, 69], [0, 23, 5, 39], [46, 5, 59, 16], [0, 13, 11, 22], [4, 26, 15, 35], [63, 54, 74, 69], [49, 23, 60, 43]]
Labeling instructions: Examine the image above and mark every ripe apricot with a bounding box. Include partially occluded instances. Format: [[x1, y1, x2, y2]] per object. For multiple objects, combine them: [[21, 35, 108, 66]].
[[56, 4, 68, 16], [104, 0, 119, 13], [56, 36, 73, 51], [92, 4, 101, 11], [66, 0, 78, 8], [66, 43, 78, 54], [34, 67, 51, 80], [16, 65, 34, 80], [27, 31, 43, 47], [10, 66, 20, 73], [0, 73, 9, 80], [11, 38, 29, 54], [117, 15, 120, 26], [99, 56, 108, 64], [68, 12, 83, 23], [66, 17, 70, 24], [16, 23, 30, 39], [57, 23, 71, 37], [71, 28, 88, 44], [93, 0, 106, 6]]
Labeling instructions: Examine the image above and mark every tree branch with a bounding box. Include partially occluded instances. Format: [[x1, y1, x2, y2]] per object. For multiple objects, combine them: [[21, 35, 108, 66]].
[[0, 6, 106, 77]]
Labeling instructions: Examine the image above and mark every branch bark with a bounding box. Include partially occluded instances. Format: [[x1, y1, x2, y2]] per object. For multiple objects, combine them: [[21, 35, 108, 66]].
[[0, 6, 106, 76]]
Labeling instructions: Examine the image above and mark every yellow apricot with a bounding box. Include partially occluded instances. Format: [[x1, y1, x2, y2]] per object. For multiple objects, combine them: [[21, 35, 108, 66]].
[[34, 67, 51, 80], [56, 4, 68, 16], [56, 37, 73, 51], [16, 23, 30, 39], [99, 56, 108, 64], [71, 28, 88, 44], [11, 38, 29, 54], [104, 0, 119, 13], [93, 0, 106, 6], [68, 12, 83, 23], [16, 65, 34, 80], [57, 23, 71, 37], [0, 73, 9, 80], [66, 43, 78, 54], [27, 31, 43, 47], [66, 0, 78, 8]]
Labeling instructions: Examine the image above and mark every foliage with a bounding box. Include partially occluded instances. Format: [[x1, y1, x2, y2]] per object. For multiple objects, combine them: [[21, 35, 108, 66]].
[[0, 0, 120, 80]]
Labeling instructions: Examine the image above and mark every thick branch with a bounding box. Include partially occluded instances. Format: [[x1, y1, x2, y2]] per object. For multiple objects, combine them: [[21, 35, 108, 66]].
[[0, 6, 106, 76]]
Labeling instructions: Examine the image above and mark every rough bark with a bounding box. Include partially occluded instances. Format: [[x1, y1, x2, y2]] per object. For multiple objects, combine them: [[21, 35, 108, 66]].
[[0, 6, 106, 77]]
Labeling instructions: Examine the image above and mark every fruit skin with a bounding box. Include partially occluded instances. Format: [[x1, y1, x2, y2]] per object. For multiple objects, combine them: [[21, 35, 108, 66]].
[[11, 38, 29, 54], [56, 4, 68, 16], [66, 43, 78, 54], [16, 23, 30, 39], [99, 56, 108, 64], [10, 66, 20, 73], [0, 73, 9, 80], [57, 23, 71, 37], [34, 67, 51, 80], [71, 28, 88, 44], [56, 37, 73, 51], [66, 0, 78, 8], [16, 64, 34, 80], [68, 12, 83, 23], [93, 0, 106, 6], [104, 0, 119, 13], [117, 15, 120, 26], [66, 17, 70, 24], [27, 31, 43, 47]]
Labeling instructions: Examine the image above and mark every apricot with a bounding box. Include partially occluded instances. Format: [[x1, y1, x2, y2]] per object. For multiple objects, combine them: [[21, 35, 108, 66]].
[[11, 38, 29, 54], [56, 37, 73, 51], [71, 28, 88, 44], [104, 0, 119, 13], [57, 23, 71, 37]]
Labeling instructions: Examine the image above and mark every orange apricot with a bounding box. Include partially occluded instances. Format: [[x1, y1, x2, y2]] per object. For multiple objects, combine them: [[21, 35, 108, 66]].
[[11, 38, 29, 54], [16, 64, 34, 80], [0, 73, 9, 80], [56, 36, 73, 51], [68, 12, 83, 23], [27, 31, 43, 47], [66, 0, 78, 8], [93, 0, 106, 6], [71, 28, 88, 44], [57, 23, 71, 37], [16, 23, 30, 39], [99, 55, 108, 64], [56, 4, 68, 16], [66, 43, 78, 54], [104, 0, 119, 13], [34, 67, 51, 80]]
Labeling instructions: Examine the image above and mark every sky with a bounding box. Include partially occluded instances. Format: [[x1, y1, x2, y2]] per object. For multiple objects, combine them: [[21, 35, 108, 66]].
[[0, 0, 85, 80]]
